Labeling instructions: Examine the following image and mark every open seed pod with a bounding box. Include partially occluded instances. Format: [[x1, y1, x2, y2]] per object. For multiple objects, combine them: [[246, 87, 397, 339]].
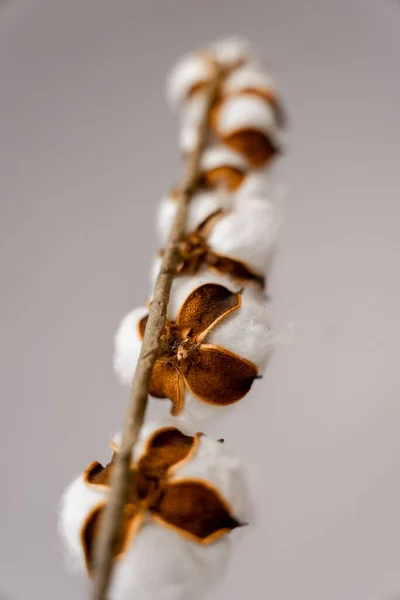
[[114, 275, 273, 422], [211, 93, 282, 167], [153, 191, 282, 289], [59, 422, 251, 600], [167, 36, 253, 111], [157, 145, 249, 242]]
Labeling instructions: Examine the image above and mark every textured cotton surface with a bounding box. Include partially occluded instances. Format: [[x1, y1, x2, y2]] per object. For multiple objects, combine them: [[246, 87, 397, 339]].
[[113, 307, 149, 386], [208, 196, 282, 273], [58, 424, 251, 599]]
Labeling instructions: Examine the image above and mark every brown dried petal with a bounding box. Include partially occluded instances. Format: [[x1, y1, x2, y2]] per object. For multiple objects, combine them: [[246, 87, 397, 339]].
[[209, 252, 265, 288], [153, 480, 240, 543], [83, 460, 114, 490], [182, 343, 258, 406], [202, 166, 246, 192], [81, 503, 143, 574], [224, 130, 279, 168], [177, 283, 241, 343], [139, 427, 200, 479], [149, 360, 185, 416], [196, 210, 224, 238]]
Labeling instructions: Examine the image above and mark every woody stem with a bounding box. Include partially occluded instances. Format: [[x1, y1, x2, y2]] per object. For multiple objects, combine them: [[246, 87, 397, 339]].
[[90, 65, 221, 600]]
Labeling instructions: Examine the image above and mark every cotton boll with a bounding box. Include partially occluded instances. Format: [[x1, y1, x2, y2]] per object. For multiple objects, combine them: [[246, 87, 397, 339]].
[[167, 53, 213, 110], [113, 307, 148, 385], [157, 189, 231, 244], [208, 196, 282, 273], [58, 475, 106, 571], [111, 519, 230, 600]]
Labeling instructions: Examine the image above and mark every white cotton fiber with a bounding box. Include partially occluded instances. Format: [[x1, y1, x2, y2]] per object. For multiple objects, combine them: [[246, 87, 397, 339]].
[[200, 144, 248, 174], [216, 94, 281, 147], [58, 475, 106, 571], [209, 36, 252, 68], [167, 54, 213, 110], [208, 195, 282, 273], [113, 307, 149, 386], [110, 519, 230, 600], [156, 188, 231, 244], [223, 63, 276, 97]]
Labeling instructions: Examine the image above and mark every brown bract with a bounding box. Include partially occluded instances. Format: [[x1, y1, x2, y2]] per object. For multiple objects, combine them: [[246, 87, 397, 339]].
[[163, 211, 265, 289], [139, 283, 259, 416], [81, 427, 240, 574]]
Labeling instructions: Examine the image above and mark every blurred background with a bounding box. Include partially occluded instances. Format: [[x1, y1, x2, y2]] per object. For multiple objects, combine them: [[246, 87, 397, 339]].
[[0, 0, 399, 599]]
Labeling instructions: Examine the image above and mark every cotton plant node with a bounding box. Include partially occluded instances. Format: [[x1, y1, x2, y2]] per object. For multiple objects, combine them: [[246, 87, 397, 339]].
[[59, 36, 286, 600]]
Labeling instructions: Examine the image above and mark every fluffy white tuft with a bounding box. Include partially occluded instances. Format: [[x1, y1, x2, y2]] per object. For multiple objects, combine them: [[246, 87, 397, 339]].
[[156, 188, 232, 244], [167, 54, 212, 110], [58, 475, 106, 571], [236, 169, 274, 198], [200, 144, 248, 173], [216, 94, 281, 146], [113, 307, 148, 386], [208, 194, 283, 273], [223, 63, 276, 97], [209, 36, 253, 67], [110, 519, 230, 600]]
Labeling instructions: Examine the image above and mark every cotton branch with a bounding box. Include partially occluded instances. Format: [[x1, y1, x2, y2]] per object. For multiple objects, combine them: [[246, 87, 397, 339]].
[[90, 63, 221, 600]]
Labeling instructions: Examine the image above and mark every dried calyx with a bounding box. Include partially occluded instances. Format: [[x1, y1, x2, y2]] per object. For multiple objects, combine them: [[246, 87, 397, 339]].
[[159, 210, 265, 287], [137, 283, 259, 416], [78, 427, 242, 573]]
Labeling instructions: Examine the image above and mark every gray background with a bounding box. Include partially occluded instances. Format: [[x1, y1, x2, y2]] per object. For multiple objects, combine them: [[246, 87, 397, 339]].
[[0, 0, 399, 599]]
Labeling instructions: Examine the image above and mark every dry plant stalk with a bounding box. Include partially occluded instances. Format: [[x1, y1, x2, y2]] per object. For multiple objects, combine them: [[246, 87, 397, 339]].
[[91, 63, 221, 600]]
